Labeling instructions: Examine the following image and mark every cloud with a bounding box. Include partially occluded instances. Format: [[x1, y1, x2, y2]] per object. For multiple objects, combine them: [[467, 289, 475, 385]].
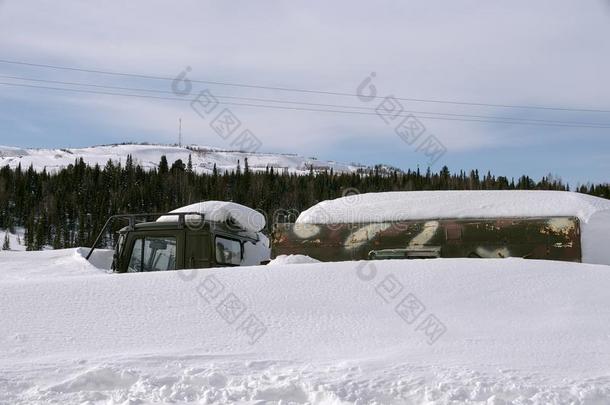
[[0, 0, 609, 183]]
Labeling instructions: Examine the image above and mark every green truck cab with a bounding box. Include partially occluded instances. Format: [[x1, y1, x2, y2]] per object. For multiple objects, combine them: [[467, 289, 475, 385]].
[[88, 212, 269, 273]]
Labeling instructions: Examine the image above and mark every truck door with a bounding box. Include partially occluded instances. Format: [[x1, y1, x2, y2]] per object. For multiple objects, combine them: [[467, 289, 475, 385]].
[[122, 231, 183, 272], [185, 233, 212, 269]]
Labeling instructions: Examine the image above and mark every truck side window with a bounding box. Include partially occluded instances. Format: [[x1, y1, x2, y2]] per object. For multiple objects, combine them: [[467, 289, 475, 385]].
[[128, 238, 144, 272], [215, 236, 242, 265], [127, 237, 177, 272], [143, 237, 177, 271]]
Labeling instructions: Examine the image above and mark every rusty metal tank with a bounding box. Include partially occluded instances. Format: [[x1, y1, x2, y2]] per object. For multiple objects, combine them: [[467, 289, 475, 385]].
[[271, 217, 581, 262]]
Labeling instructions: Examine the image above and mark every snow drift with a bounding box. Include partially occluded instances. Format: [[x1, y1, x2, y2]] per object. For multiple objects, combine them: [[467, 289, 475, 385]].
[[0, 248, 109, 282], [268, 254, 321, 265], [1, 248, 610, 403], [297, 190, 610, 265]]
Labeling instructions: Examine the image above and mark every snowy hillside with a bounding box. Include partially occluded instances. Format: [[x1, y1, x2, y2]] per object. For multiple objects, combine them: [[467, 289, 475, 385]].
[[0, 143, 365, 174], [1, 249, 610, 403]]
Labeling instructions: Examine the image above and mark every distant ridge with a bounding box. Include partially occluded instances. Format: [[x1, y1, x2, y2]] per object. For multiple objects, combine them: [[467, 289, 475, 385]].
[[0, 143, 371, 175]]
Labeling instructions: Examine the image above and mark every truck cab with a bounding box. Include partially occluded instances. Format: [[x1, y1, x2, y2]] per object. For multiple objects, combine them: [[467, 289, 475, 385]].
[[88, 212, 270, 273]]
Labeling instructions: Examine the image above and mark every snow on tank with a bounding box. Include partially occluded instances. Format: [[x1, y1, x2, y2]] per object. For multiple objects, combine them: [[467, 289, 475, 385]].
[[296, 190, 610, 224]]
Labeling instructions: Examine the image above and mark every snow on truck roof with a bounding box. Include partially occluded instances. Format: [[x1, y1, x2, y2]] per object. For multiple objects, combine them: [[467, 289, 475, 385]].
[[157, 201, 266, 233], [296, 190, 610, 224]]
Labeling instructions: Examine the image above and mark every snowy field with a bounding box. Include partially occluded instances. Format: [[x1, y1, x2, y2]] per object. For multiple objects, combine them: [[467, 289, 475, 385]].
[[0, 144, 363, 175], [1, 249, 610, 404]]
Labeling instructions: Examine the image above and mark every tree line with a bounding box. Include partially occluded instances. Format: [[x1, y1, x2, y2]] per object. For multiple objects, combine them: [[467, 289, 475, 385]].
[[0, 155, 607, 251]]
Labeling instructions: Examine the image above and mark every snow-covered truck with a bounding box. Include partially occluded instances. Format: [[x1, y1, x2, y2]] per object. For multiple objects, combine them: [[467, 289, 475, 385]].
[[87, 202, 271, 272], [272, 191, 610, 264], [88, 191, 610, 272]]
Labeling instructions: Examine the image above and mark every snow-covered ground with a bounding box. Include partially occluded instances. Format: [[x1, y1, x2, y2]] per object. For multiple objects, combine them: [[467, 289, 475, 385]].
[[268, 254, 321, 265], [0, 143, 364, 175], [1, 248, 610, 404], [0, 248, 111, 282]]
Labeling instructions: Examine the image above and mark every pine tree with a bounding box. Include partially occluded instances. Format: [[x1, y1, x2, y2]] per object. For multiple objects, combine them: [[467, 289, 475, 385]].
[[34, 216, 46, 250], [2, 231, 10, 250], [25, 218, 35, 251], [52, 225, 62, 249], [170, 159, 185, 173], [187, 154, 193, 174], [159, 156, 169, 175]]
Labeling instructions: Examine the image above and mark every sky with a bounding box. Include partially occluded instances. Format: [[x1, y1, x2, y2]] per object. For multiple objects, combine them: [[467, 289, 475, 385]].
[[0, 0, 609, 185]]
